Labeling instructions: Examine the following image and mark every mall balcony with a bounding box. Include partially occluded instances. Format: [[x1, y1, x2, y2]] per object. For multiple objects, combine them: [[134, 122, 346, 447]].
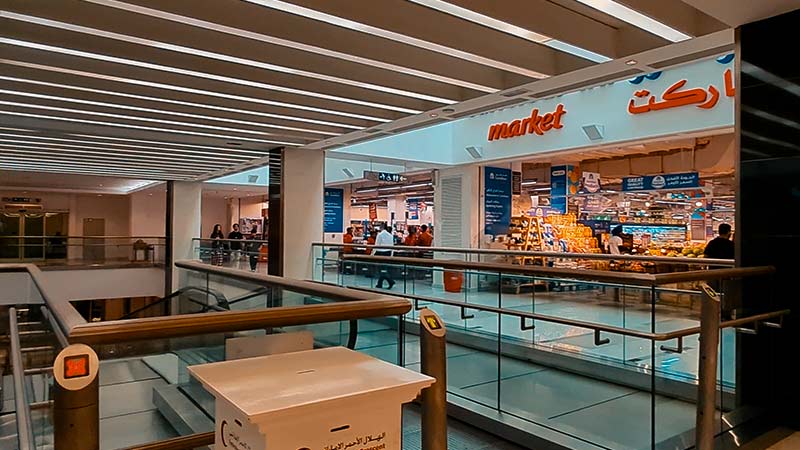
[[2, 1, 800, 449]]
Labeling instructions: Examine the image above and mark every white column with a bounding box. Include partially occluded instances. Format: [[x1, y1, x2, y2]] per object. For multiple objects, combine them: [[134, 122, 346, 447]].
[[170, 181, 202, 290], [433, 165, 480, 249], [283, 148, 324, 279]]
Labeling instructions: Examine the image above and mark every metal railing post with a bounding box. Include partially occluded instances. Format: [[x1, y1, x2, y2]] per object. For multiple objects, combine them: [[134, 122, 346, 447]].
[[419, 308, 448, 450], [9, 307, 35, 450], [696, 283, 721, 450]]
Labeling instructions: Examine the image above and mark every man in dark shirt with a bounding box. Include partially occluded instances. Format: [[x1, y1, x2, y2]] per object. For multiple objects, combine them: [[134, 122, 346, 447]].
[[703, 223, 734, 259]]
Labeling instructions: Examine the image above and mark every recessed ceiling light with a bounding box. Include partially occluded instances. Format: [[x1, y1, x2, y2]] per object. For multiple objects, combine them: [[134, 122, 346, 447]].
[[86, 0, 496, 93], [573, 0, 691, 42], [0, 35, 430, 112], [429, 113, 439, 118], [625, 59, 638, 66], [0, 110, 303, 146], [0, 71, 367, 129], [99, 184, 103, 187], [0, 87, 341, 136], [227, 142, 243, 146], [244, 0, 549, 78], [408, 0, 611, 63]]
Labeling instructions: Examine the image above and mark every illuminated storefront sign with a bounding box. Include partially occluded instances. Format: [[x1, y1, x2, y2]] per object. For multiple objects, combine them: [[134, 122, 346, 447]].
[[627, 69, 735, 115], [487, 104, 567, 141]]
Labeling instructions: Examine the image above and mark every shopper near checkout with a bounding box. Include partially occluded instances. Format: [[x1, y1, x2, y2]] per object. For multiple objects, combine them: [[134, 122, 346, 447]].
[[608, 225, 624, 255], [404, 226, 418, 247], [703, 223, 734, 260], [374, 225, 396, 289]]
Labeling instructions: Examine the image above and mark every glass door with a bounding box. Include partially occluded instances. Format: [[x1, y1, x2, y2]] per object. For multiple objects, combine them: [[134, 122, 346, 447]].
[[23, 213, 45, 260], [0, 211, 21, 259]]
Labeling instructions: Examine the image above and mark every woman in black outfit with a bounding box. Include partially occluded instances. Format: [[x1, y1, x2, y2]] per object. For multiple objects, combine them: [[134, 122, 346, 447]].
[[210, 224, 224, 266]]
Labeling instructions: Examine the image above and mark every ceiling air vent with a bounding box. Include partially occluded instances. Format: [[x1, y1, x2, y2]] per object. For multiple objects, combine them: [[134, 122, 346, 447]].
[[247, 175, 259, 183], [388, 117, 448, 135], [342, 168, 355, 178]]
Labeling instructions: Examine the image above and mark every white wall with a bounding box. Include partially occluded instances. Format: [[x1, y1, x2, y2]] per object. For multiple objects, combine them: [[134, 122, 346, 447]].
[[172, 182, 202, 290], [41, 267, 165, 301], [130, 186, 167, 237], [201, 195, 229, 238], [0, 272, 42, 306]]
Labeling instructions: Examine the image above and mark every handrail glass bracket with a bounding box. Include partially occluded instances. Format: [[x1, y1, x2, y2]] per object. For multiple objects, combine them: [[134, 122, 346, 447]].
[[594, 329, 610, 346]]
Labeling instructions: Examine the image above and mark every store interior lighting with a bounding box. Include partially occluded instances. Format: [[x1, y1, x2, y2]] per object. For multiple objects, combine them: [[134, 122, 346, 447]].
[[573, 0, 691, 42]]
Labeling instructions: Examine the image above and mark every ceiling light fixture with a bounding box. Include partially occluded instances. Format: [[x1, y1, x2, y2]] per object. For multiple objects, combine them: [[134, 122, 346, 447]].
[[573, 0, 690, 42], [84, 0, 497, 93], [0, 37, 423, 114], [625, 59, 638, 66], [0, 90, 341, 136], [2, 12, 457, 104], [0, 110, 303, 146], [408, 0, 611, 63], [0, 59, 382, 125], [0, 148, 212, 173], [0, 132, 256, 161], [0, 100, 307, 142], [244, 0, 549, 78]]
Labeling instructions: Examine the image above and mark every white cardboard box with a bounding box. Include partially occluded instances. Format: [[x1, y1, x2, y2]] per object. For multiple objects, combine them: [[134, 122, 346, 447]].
[[189, 346, 435, 450]]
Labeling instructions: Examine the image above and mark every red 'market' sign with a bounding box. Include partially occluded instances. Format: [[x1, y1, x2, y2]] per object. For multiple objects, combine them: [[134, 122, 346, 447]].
[[487, 104, 567, 141]]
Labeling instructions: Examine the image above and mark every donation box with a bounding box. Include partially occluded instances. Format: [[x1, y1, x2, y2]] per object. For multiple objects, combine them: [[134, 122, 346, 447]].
[[188, 346, 434, 450]]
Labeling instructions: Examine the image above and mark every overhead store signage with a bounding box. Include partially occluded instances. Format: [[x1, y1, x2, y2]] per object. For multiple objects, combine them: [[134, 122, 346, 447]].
[[484, 167, 512, 235], [364, 171, 407, 184], [487, 104, 567, 141], [323, 188, 344, 233], [580, 172, 601, 193], [627, 69, 735, 115], [622, 172, 700, 191], [550, 165, 579, 214]]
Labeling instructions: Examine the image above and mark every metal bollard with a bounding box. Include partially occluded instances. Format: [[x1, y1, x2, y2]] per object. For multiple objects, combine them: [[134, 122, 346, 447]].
[[419, 308, 448, 450], [695, 283, 721, 450], [53, 344, 100, 450]]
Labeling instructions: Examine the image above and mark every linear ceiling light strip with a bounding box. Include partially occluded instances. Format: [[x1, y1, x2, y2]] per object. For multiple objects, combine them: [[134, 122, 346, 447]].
[[0, 36, 423, 114], [0, 59, 390, 123], [0, 160, 195, 178], [572, 0, 691, 42], [66, 133, 273, 153], [0, 87, 340, 136], [0, 75, 363, 130], [0, 148, 215, 173], [0, 133, 256, 162], [0, 141, 240, 168], [407, 0, 611, 63], [0, 109, 303, 146], [0, 98, 330, 139], [85, 0, 497, 93], [0, 12, 455, 104], [243, 0, 549, 79], [0, 153, 209, 173]]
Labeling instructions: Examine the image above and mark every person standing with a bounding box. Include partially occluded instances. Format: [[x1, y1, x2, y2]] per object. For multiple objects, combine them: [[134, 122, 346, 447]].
[[246, 226, 262, 272], [608, 225, 624, 255], [228, 223, 244, 264], [343, 227, 355, 254], [417, 225, 433, 247], [374, 225, 395, 289], [703, 223, 735, 260], [210, 224, 224, 266], [404, 226, 418, 247]]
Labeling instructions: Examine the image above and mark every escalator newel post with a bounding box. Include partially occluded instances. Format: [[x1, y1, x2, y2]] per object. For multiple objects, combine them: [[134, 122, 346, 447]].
[[420, 308, 448, 450], [53, 344, 100, 450], [695, 283, 721, 450]]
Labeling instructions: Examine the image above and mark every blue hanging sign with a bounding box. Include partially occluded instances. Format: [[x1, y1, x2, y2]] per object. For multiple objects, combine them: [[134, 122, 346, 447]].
[[323, 188, 344, 233], [622, 172, 700, 191], [484, 167, 512, 235]]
